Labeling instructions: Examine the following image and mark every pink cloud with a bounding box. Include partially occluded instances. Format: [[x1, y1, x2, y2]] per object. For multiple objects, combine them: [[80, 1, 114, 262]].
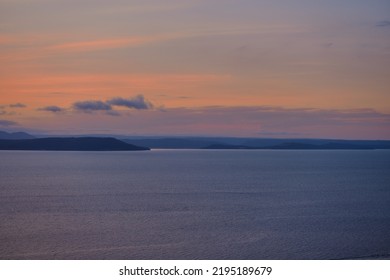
[[45, 35, 172, 53]]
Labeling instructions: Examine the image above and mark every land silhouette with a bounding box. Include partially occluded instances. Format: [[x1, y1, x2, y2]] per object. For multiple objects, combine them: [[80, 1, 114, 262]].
[[0, 137, 149, 151], [1, 130, 390, 150]]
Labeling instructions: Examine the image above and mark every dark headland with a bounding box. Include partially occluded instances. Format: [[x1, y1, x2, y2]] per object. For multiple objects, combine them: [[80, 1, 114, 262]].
[[0, 137, 149, 151]]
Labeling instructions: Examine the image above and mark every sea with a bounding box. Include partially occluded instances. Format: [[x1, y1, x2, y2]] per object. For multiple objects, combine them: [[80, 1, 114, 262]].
[[0, 150, 389, 259]]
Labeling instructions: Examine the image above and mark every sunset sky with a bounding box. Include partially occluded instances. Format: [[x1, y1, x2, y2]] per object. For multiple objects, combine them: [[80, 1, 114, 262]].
[[1, 0, 389, 139]]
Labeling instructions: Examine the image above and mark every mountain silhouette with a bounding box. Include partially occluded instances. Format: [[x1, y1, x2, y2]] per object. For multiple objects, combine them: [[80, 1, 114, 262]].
[[0, 131, 35, 140], [0, 137, 149, 151]]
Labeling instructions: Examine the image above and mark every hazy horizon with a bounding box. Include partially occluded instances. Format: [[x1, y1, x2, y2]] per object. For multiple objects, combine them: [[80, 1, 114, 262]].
[[3, 129, 390, 141]]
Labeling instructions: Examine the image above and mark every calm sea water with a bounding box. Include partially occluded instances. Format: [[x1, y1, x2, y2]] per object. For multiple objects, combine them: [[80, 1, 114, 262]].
[[0, 150, 389, 259]]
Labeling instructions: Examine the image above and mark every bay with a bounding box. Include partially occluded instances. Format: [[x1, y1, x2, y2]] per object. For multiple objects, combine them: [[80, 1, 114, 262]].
[[0, 150, 389, 259]]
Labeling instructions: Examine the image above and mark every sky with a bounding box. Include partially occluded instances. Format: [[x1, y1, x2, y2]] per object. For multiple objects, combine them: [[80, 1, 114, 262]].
[[0, 0, 389, 139]]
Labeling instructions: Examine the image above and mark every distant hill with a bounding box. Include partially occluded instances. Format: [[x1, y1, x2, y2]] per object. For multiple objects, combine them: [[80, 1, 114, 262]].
[[0, 131, 35, 140], [204, 144, 255, 149], [0, 137, 149, 151], [123, 137, 390, 150], [121, 138, 220, 149], [241, 138, 390, 149], [266, 142, 374, 150], [3, 131, 389, 150], [204, 141, 376, 150]]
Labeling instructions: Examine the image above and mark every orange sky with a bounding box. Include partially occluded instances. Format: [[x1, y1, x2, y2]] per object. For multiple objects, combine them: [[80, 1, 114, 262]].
[[1, 0, 389, 138]]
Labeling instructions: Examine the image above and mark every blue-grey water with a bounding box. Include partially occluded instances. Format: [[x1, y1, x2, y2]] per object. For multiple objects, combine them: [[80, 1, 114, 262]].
[[0, 150, 389, 259]]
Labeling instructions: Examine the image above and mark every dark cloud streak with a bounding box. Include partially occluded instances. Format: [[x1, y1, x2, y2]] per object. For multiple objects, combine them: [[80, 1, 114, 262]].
[[9, 103, 26, 108], [38, 106, 65, 113], [107, 95, 153, 110], [72, 95, 153, 114], [376, 20, 390, 27], [73, 100, 112, 112], [0, 120, 18, 127]]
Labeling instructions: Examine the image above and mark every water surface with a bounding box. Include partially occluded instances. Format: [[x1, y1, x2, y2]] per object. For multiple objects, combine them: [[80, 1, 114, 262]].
[[0, 150, 389, 259]]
